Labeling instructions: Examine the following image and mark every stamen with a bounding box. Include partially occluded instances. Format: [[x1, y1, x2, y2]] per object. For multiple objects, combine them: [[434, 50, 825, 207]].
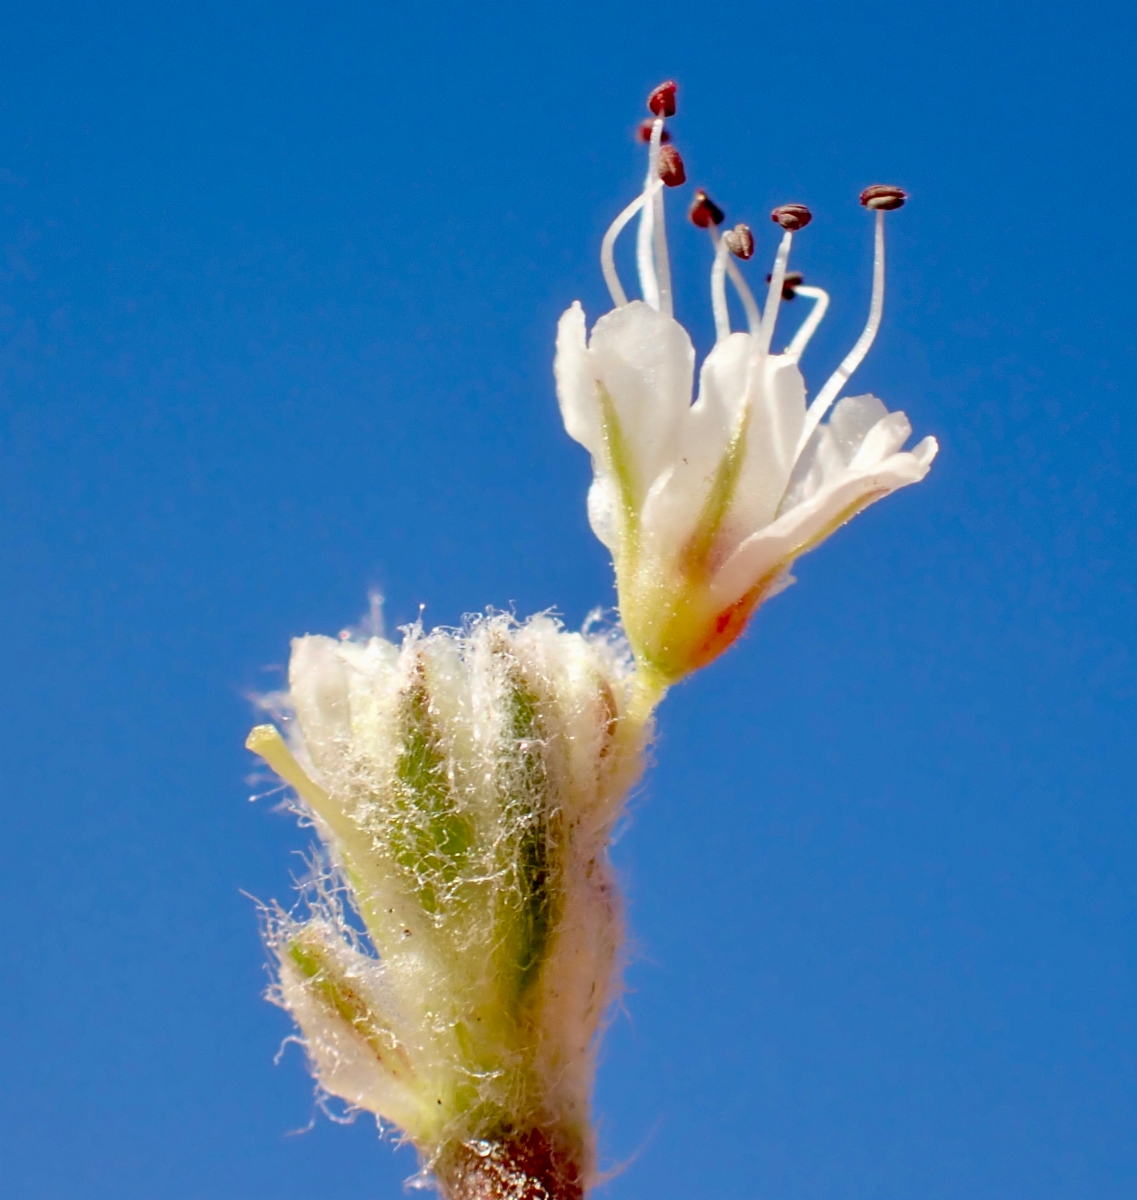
[[797, 192, 900, 453], [689, 189, 724, 228], [772, 203, 812, 232], [638, 120, 671, 143], [860, 183, 907, 210], [651, 141, 682, 317], [725, 252, 761, 334], [600, 179, 664, 308], [647, 80, 678, 117], [636, 118, 663, 311], [710, 235, 731, 342], [765, 270, 831, 355], [768, 270, 804, 301], [757, 231, 794, 356], [657, 145, 686, 187], [724, 223, 754, 259], [699, 199, 760, 337], [784, 284, 830, 359], [635, 83, 682, 317], [753, 203, 811, 356]]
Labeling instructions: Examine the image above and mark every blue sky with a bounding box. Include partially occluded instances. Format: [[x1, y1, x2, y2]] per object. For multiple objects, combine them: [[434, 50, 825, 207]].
[[1, 2, 1134, 1197]]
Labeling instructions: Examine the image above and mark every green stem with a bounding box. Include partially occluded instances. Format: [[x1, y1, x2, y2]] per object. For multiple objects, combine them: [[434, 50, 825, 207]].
[[627, 666, 668, 731]]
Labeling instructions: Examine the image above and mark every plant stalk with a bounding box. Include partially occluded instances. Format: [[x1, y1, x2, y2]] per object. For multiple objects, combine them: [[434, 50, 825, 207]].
[[436, 1130, 584, 1200]]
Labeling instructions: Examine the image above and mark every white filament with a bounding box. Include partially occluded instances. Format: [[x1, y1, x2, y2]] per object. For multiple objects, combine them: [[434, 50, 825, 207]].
[[708, 225, 761, 339], [795, 210, 886, 456], [600, 181, 663, 308], [710, 235, 731, 342], [636, 120, 663, 310], [650, 123, 674, 318], [757, 231, 793, 357], [784, 285, 830, 359]]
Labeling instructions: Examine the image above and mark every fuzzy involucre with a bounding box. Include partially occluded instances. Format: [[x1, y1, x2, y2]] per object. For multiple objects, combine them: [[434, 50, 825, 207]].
[[249, 613, 650, 1198]]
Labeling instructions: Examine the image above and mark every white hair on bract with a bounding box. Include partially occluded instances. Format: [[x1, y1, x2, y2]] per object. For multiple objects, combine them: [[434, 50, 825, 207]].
[[249, 612, 648, 1188]]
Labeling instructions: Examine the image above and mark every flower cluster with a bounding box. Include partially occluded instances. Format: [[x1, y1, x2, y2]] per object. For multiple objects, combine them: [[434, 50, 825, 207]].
[[247, 80, 939, 1200], [248, 614, 647, 1198], [556, 82, 937, 688]]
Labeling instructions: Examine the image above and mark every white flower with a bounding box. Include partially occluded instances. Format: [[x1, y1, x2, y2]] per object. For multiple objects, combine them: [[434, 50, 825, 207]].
[[555, 98, 938, 687]]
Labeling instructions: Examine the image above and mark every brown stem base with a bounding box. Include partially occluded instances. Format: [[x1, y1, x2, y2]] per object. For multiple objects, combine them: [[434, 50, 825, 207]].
[[436, 1130, 584, 1200]]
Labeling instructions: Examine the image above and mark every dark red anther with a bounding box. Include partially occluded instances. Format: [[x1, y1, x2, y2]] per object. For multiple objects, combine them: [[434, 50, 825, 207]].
[[771, 204, 812, 231], [657, 144, 686, 187], [766, 269, 804, 300], [689, 189, 725, 228], [860, 184, 907, 210], [638, 120, 671, 144], [724, 223, 755, 260], [647, 80, 678, 118]]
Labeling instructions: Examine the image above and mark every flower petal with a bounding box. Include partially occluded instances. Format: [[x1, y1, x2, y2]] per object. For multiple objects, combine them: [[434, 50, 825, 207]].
[[586, 300, 695, 504], [910, 435, 939, 468], [695, 331, 756, 428], [829, 395, 890, 462], [290, 634, 403, 786], [719, 352, 808, 542], [554, 302, 602, 459], [850, 410, 914, 469], [638, 332, 749, 560], [586, 475, 620, 551], [781, 395, 904, 510], [710, 438, 939, 606], [639, 344, 808, 569]]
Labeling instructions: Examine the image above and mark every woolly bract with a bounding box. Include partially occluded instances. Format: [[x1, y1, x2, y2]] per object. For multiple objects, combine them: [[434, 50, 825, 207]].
[[249, 614, 646, 1182]]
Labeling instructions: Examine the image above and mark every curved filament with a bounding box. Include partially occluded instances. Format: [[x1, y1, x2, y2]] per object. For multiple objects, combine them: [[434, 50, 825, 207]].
[[756, 231, 794, 357], [795, 210, 886, 456], [784, 285, 830, 359], [601, 182, 662, 308]]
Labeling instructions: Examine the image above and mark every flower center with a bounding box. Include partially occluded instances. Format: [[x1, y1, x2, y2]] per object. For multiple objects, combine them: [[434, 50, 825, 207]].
[[600, 82, 688, 314], [599, 85, 909, 474]]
